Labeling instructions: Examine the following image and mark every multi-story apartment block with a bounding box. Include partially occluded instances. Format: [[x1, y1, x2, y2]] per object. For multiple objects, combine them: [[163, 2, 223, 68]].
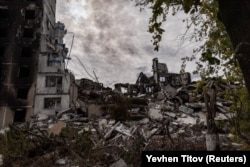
[[0, 0, 77, 128]]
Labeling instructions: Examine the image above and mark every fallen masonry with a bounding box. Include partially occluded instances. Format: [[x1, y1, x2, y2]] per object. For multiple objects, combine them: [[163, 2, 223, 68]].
[[0, 58, 245, 166]]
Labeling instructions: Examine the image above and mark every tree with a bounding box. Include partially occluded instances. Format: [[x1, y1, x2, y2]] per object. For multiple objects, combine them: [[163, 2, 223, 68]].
[[134, 0, 250, 150], [134, 0, 250, 94], [218, 0, 250, 94]]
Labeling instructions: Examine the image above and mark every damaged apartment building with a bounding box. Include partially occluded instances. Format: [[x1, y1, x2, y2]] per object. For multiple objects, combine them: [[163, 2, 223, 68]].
[[115, 58, 191, 96], [0, 0, 77, 128]]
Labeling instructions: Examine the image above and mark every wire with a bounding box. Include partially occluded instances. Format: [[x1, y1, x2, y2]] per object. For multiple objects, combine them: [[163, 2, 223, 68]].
[[75, 56, 95, 80]]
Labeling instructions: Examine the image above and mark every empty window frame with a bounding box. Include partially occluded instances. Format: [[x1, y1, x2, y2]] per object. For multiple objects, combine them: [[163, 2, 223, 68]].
[[18, 66, 30, 78], [0, 46, 5, 57], [13, 108, 26, 123], [0, 8, 9, 19], [0, 28, 7, 37], [47, 53, 61, 66], [25, 10, 35, 20], [160, 77, 166, 82], [45, 76, 62, 88], [44, 97, 61, 109], [17, 88, 29, 99], [21, 47, 32, 57], [23, 28, 34, 38]]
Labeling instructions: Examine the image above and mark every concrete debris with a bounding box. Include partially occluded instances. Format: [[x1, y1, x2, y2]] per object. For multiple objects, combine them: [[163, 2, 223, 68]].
[[176, 115, 197, 125], [179, 105, 194, 114], [37, 113, 49, 121], [148, 108, 163, 121], [0, 58, 246, 166], [56, 158, 67, 166], [47, 121, 66, 135], [110, 158, 128, 167]]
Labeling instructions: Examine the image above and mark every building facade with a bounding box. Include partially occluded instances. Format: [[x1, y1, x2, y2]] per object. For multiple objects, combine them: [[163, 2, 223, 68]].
[[0, 0, 76, 128]]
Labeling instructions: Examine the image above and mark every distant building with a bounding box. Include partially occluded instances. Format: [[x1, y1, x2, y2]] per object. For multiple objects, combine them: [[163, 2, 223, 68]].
[[152, 58, 191, 87], [0, 0, 77, 128]]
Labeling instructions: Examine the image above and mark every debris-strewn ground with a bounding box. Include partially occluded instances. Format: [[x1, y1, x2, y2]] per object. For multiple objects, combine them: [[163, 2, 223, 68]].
[[0, 78, 249, 167]]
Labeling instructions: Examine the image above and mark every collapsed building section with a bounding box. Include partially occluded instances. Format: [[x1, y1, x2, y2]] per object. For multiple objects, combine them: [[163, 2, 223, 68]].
[[0, 0, 77, 128], [115, 58, 191, 96]]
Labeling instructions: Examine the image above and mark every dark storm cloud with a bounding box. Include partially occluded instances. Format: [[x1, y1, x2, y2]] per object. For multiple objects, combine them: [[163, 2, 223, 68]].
[[56, 0, 201, 87]]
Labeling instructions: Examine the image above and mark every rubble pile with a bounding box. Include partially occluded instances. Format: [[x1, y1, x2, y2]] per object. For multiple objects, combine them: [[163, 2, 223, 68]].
[[0, 76, 245, 167], [0, 59, 247, 166]]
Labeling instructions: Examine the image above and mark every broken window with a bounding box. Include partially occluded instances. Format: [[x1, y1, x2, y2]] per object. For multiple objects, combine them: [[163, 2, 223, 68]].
[[146, 87, 152, 93], [47, 53, 61, 66], [0, 46, 5, 57], [23, 28, 34, 38], [0, 28, 7, 37], [17, 88, 29, 99], [44, 97, 61, 109], [13, 108, 26, 123], [160, 77, 166, 82], [21, 47, 32, 57], [46, 76, 62, 88], [0, 8, 9, 19], [18, 66, 30, 78], [25, 10, 35, 20]]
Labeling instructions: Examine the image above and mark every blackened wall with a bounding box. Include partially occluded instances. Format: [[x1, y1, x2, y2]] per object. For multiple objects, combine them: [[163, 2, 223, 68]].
[[0, 0, 43, 127]]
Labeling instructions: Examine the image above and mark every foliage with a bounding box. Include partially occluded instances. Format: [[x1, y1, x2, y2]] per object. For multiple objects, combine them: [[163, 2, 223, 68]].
[[0, 125, 93, 166], [227, 87, 250, 136]]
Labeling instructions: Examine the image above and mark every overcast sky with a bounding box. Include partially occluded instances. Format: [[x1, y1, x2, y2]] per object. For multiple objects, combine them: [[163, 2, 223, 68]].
[[56, 0, 201, 87]]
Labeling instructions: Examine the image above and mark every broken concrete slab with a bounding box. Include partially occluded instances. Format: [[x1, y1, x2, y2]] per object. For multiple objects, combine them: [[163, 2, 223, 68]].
[[161, 102, 175, 111], [98, 119, 108, 132], [179, 105, 194, 114], [37, 113, 49, 121], [110, 158, 128, 167], [162, 84, 177, 99], [139, 118, 150, 125], [55, 158, 67, 166], [162, 112, 177, 118], [185, 103, 206, 109], [155, 91, 165, 101], [148, 108, 163, 121], [115, 124, 133, 138], [47, 121, 66, 135], [176, 115, 197, 125], [215, 112, 234, 121]]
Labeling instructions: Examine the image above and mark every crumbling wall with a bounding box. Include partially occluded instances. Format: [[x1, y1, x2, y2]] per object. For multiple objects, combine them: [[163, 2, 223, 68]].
[[34, 1, 73, 116], [34, 95, 70, 115]]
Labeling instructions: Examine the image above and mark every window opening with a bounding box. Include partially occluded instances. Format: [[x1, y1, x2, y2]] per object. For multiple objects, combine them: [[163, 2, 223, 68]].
[[17, 88, 29, 99], [13, 108, 26, 122], [21, 47, 32, 57], [25, 10, 35, 20], [19, 66, 30, 78], [44, 97, 61, 109], [0, 28, 7, 37], [47, 53, 61, 66], [45, 76, 62, 88], [0, 8, 9, 19], [23, 28, 34, 38], [160, 77, 166, 82]]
